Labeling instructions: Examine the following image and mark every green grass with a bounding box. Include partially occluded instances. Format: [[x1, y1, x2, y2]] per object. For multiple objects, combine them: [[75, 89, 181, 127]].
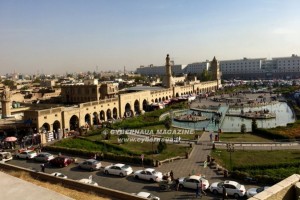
[[211, 149, 300, 169], [219, 132, 273, 142], [248, 167, 300, 179], [55, 133, 191, 161], [53, 138, 127, 155], [212, 149, 300, 181]]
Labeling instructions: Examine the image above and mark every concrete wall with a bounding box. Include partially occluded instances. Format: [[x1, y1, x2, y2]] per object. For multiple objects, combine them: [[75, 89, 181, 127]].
[[249, 174, 300, 200]]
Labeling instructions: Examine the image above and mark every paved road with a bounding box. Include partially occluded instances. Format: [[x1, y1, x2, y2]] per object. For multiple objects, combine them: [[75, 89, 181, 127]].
[[6, 131, 258, 200]]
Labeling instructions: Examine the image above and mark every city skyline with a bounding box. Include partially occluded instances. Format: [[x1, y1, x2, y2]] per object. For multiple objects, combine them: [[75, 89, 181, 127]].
[[1, 0, 300, 75]]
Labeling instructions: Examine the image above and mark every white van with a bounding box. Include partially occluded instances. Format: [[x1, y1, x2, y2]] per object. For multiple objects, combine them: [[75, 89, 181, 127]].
[[0, 152, 13, 162]]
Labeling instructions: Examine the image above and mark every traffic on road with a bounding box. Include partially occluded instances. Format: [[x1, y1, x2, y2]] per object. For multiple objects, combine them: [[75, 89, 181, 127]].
[[2, 151, 261, 200]]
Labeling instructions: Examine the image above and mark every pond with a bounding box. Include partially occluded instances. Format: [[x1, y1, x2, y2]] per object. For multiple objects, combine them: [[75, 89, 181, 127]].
[[171, 102, 295, 132], [221, 102, 295, 132]]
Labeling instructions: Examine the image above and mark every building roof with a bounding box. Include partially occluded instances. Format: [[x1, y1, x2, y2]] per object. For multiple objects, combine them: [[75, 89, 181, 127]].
[[126, 86, 165, 91]]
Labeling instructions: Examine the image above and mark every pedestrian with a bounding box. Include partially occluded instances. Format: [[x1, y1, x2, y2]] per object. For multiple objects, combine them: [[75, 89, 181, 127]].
[[222, 185, 227, 200], [209, 132, 213, 142], [199, 179, 206, 196], [175, 178, 180, 191], [170, 170, 174, 181], [195, 182, 201, 198], [40, 164, 45, 173]]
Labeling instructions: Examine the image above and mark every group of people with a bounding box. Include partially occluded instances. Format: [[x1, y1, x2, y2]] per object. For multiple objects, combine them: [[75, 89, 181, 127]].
[[168, 170, 229, 199]]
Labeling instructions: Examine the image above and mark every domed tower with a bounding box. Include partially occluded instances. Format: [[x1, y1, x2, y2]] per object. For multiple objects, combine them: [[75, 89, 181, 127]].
[[164, 54, 173, 88], [1, 86, 12, 118], [210, 56, 222, 88]]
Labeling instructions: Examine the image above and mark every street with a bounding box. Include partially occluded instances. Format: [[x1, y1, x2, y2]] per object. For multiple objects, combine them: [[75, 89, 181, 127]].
[[7, 154, 253, 200]]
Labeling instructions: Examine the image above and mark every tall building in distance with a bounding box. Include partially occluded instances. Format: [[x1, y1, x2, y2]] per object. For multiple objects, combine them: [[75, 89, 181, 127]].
[[1, 87, 12, 118], [163, 54, 173, 88], [210, 57, 222, 88], [136, 54, 300, 80]]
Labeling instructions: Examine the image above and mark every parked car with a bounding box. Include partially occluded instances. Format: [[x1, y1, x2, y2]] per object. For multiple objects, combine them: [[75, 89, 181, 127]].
[[178, 175, 209, 190], [104, 163, 133, 177], [49, 156, 75, 167], [34, 152, 54, 162], [78, 159, 101, 171], [247, 186, 270, 198], [78, 178, 98, 186], [132, 192, 160, 200], [16, 150, 37, 159], [134, 168, 163, 182], [0, 152, 12, 162], [51, 172, 68, 179], [209, 180, 246, 198]]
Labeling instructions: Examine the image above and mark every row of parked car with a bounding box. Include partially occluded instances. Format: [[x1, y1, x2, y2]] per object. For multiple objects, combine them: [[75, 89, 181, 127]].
[[10, 150, 268, 199]]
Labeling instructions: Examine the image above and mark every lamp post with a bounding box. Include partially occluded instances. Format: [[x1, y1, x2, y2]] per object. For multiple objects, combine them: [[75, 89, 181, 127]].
[[226, 143, 234, 171], [152, 135, 154, 161]]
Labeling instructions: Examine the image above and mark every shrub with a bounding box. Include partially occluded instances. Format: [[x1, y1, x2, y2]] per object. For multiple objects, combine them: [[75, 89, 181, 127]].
[[251, 118, 257, 132], [241, 124, 246, 133], [118, 134, 128, 144], [157, 139, 167, 153]]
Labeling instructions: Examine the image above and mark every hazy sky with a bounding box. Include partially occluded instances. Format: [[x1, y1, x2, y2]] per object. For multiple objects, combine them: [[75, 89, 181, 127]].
[[1, 0, 300, 75]]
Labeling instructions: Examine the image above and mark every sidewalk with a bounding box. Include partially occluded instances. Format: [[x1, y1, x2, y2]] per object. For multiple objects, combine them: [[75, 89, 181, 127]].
[[158, 131, 222, 182]]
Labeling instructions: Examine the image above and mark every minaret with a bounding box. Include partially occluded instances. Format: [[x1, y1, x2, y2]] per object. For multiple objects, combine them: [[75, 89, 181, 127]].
[[210, 56, 222, 88], [1, 86, 12, 118], [165, 54, 173, 88]]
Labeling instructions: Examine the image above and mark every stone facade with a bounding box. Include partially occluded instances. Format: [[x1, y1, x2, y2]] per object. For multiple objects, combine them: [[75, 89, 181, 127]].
[[23, 56, 221, 137]]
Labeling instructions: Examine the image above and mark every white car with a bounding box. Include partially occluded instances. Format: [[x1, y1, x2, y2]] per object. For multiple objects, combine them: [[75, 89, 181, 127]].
[[209, 180, 246, 198], [16, 150, 37, 159], [51, 172, 68, 179], [104, 163, 133, 177], [78, 178, 98, 186], [0, 152, 13, 162], [132, 192, 160, 200], [134, 168, 163, 182], [34, 152, 54, 162], [178, 175, 209, 190], [246, 186, 270, 198], [78, 159, 101, 171]]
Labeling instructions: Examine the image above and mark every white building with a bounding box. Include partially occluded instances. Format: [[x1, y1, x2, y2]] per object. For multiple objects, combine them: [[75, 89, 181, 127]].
[[184, 61, 210, 74], [220, 57, 266, 79], [84, 79, 98, 85], [136, 64, 187, 76], [272, 54, 300, 73], [136, 54, 300, 80]]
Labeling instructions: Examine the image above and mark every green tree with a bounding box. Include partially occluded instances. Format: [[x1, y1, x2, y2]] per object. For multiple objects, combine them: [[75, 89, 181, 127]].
[[20, 85, 30, 91], [2, 80, 15, 87], [164, 116, 172, 130], [33, 78, 41, 83], [199, 69, 212, 82], [251, 119, 258, 133], [119, 133, 128, 144], [241, 124, 246, 133], [157, 139, 167, 153]]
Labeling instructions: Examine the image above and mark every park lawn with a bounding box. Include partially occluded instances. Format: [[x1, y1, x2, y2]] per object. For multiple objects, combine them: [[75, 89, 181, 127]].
[[211, 149, 300, 169], [116, 140, 189, 160], [58, 134, 189, 161], [219, 132, 273, 142]]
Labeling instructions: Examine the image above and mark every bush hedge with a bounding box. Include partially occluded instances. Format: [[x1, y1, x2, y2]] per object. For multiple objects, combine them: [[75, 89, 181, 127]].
[[232, 161, 300, 171], [43, 145, 154, 166], [252, 128, 291, 140], [230, 162, 300, 184]]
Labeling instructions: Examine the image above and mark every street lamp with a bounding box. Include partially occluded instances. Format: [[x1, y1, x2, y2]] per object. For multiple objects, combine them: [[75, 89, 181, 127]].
[[226, 143, 235, 171]]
